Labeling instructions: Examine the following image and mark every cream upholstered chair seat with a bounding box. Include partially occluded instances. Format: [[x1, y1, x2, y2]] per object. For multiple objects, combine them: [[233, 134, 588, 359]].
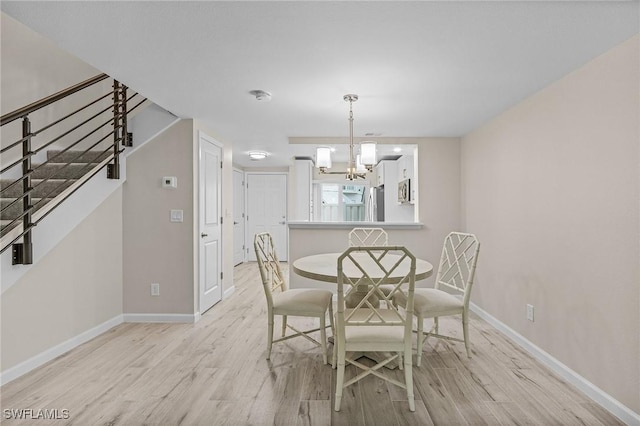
[[342, 309, 405, 345], [272, 289, 333, 316], [395, 288, 464, 316]]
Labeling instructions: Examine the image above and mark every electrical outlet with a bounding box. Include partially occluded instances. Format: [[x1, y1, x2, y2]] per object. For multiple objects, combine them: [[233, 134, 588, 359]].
[[151, 283, 160, 296], [526, 304, 534, 322]]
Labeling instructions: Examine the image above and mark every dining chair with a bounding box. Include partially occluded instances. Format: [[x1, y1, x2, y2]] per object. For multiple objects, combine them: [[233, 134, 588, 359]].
[[394, 232, 480, 365], [254, 232, 334, 364], [348, 227, 388, 246], [333, 245, 417, 412]]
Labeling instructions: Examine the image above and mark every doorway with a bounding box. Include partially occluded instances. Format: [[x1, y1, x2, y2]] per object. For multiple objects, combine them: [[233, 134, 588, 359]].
[[233, 168, 245, 266], [246, 173, 288, 261], [198, 132, 223, 314]]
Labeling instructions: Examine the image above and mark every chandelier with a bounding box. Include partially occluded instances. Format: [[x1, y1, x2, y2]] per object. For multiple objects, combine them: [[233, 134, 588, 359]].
[[316, 94, 376, 180]]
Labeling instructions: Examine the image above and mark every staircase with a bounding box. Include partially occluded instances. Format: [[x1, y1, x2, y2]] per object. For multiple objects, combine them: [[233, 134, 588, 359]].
[[1, 150, 111, 236], [0, 73, 145, 263]]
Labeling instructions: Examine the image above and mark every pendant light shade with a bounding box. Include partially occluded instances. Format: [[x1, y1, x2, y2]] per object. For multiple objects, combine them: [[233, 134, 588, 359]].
[[360, 141, 377, 167], [316, 147, 332, 169]]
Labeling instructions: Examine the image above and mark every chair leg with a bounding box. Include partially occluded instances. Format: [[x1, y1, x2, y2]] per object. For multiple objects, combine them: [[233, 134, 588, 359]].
[[462, 309, 471, 358], [404, 345, 415, 412], [331, 304, 337, 369], [320, 315, 328, 364], [334, 343, 345, 411], [267, 316, 274, 360], [282, 315, 288, 337], [397, 352, 403, 370], [416, 314, 424, 367], [328, 301, 335, 338]]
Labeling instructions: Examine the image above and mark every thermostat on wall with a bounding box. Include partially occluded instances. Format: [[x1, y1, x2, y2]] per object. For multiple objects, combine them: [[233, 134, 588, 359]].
[[162, 176, 177, 188]]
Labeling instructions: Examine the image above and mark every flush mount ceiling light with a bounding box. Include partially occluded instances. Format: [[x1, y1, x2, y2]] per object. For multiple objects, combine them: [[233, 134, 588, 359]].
[[248, 151, 268, 160], [316, 94, 377, 180], [249, 89, 272, 102]]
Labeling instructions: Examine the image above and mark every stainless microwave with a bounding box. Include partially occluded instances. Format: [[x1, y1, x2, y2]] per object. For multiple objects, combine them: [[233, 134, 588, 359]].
[[398, 179, 411, 203]]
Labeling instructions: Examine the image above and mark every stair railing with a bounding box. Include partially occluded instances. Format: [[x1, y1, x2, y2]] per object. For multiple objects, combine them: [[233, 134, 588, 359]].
[[0, 73, 145, 263]]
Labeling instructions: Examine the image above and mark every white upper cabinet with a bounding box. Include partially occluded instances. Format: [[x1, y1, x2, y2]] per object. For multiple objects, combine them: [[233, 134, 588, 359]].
[[397, 155, 414, 182]]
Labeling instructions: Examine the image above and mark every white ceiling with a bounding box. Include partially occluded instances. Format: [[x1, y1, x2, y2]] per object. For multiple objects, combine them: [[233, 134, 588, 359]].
[[2, 1, 638, 168]]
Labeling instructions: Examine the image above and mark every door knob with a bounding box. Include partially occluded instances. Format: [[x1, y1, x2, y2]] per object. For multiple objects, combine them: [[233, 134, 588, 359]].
[[234, 221, 239, 225], [201, 232, 208, 238], [279, 221, 286, 225]]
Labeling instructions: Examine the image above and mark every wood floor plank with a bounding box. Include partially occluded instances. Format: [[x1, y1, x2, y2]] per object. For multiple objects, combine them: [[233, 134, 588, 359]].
[[412, 364, 468, 425], [0, 262, 626, 426], [330, 365, 365, 426], [433, 367, 501, 425], [392, 399, 435, 426], [300, 354, 332, 400], [298, 400, 331, 426], [359, 373, 400, 426]]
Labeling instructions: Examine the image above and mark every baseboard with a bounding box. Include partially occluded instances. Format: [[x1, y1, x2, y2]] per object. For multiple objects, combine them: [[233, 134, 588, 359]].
[[223, 285, 236, 299], [469, 302, 640, 426], [123, 313, 198, 323], [0, 314, 124, 387]]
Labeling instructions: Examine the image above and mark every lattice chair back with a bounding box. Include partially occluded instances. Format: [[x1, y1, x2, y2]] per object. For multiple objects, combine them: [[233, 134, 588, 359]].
[[348, 227, 388, 247], [254, 232, 287, 307], [335, 245, 417, 411], [435, 232, 480, 305]]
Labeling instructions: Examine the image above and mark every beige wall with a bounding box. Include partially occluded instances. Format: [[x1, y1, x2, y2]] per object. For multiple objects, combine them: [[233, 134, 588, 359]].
[[461, 35, 639, 412], [0, 13, 113, 170], [1, 188, 123, 371], [123, 119, 195, 314]]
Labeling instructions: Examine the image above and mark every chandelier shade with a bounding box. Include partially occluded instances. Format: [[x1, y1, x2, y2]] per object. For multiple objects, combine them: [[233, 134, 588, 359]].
[[360, 141, 377, 168], [316, 147, 332, 169]]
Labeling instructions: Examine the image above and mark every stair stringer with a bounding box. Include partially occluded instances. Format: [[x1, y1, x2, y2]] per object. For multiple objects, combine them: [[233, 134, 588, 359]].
[[1, 106, 180, 294]]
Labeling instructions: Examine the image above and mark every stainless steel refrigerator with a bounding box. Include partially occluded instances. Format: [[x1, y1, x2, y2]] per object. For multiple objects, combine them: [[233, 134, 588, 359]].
[[367, 186, 385, 222]]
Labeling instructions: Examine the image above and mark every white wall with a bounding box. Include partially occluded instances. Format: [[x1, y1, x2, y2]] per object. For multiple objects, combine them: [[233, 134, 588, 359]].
[[461, 35, 639, 414]]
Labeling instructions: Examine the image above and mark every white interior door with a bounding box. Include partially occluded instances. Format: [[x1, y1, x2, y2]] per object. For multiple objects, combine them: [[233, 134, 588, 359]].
[[199, 133, 222, 314], [247, 173, 288, 261], [233, 168, 245, 266]]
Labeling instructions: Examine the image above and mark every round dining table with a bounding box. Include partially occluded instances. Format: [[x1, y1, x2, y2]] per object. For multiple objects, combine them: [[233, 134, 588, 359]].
[[292, 251, 434, 369], [292, 252, 434, 284]]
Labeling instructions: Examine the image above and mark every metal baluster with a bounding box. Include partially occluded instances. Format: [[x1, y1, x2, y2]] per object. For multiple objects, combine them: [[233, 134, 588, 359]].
[[108, 80, 121, 179], [12, 116, 34, 264]]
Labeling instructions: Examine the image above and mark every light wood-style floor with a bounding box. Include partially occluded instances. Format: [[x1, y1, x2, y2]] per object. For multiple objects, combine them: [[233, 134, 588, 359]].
[[1, 262, 624, 425]]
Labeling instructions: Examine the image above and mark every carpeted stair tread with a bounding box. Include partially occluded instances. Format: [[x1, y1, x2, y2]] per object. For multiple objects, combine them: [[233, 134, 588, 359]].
[[1, 198, 53, 220], [1, 220, 20, 237], [1, 179, 76, 198], [46, 150, 111, 164], [30, 163, 96, 180]]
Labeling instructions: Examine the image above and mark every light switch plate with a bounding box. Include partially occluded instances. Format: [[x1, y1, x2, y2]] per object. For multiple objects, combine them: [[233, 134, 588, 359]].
[[170, 209, 184, 222]]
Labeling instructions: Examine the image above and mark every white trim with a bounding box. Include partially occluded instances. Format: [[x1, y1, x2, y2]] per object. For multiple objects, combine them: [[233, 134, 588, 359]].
[[470, 302, 640, 426], [286, 221, 423, 230], [0, 315, 124, 387], [123, 313, 199, 323], [224, 285, 236, 299]]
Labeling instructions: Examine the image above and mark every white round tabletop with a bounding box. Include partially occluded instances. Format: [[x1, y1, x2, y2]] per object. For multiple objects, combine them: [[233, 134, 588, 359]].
[[292, 252, 434, 283]]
